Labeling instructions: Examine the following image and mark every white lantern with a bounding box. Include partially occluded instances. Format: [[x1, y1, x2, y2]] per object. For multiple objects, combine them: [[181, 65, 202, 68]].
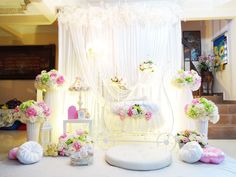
[[40, 121, 52, 148]]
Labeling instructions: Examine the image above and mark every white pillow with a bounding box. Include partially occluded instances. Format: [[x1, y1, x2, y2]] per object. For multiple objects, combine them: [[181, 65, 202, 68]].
[[17, 141, 43, 164], [179, 141, 203, 163]]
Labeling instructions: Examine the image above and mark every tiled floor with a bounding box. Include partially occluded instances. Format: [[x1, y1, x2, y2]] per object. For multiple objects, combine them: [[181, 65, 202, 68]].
[[0, 131, 235, 161]]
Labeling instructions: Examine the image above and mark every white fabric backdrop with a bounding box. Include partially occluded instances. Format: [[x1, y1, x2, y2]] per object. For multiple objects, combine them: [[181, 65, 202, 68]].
[[57, 1, 192, 140]]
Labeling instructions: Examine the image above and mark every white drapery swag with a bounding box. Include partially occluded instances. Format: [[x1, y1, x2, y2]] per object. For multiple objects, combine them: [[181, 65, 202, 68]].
[[58, 1, 189, 140]]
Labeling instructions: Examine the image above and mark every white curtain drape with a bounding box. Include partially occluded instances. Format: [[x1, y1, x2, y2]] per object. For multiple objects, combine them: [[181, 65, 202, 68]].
[[58, 1, 189, 140]]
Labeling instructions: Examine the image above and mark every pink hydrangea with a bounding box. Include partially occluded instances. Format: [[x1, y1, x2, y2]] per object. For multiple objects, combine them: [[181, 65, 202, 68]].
[[25, 107, 37, 117], [145, 112, 152, 121], [56, 76, 65, 85]]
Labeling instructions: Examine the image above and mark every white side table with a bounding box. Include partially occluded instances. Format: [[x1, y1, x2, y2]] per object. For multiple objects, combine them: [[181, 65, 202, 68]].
[[63, 119, 92, 134]]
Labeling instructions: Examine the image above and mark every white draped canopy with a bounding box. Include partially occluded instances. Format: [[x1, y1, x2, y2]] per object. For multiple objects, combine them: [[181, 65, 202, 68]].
[[57, 1, 191, 140]]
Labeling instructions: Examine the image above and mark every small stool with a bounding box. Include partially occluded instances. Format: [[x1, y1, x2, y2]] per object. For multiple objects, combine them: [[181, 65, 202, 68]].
[[63, 119, 92, 134]]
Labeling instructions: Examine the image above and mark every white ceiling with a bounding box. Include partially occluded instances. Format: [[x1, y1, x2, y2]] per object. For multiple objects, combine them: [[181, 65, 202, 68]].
[[0, 0, 236, 38]]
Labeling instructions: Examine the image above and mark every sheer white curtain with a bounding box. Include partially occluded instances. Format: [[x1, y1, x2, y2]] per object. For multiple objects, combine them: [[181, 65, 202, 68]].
[[58, 1, 189, 138]]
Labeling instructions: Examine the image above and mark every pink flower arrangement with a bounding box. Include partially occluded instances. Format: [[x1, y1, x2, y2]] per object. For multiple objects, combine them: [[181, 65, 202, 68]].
[[118, 104, 153, 121], [58, 130, 93, 157], [176, 130, 207, 148], [34, 69, 65, 91], [17, 100, 50, 123]]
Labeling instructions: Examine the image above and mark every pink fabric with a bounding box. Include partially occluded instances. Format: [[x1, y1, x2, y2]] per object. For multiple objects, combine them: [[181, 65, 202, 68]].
[[200, 146, 225, 164], [8, 147, 19, 160]]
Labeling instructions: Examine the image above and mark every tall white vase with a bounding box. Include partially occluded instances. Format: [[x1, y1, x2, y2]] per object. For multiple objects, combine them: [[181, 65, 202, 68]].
[[195, 119, 208, 138], [27, 122, 41, 142], [44, 89, 62, 143], [174, 88, 194, 133]]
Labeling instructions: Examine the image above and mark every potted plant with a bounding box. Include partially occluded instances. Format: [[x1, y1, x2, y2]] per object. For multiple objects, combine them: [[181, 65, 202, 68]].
[[198, 55, 220, 74]]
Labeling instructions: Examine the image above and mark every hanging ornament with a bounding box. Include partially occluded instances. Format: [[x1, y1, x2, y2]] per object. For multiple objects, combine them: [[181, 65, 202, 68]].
[[139, 60, 156, 73], [110, 76, 128, 90]]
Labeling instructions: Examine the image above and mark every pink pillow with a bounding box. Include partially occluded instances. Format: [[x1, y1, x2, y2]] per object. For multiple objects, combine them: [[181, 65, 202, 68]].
[[8, 147, 19, 160], [200, 146, 225, 164]]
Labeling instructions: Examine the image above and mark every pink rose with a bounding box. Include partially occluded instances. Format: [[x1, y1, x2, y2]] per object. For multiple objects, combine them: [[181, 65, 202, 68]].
[[73, 142, 81, 151], [145, 112, 152, 121], [25, 107, 37, 117], [127, 108, 133, 117], [192, 99, 199, 105], [56, 76, 65, 85]]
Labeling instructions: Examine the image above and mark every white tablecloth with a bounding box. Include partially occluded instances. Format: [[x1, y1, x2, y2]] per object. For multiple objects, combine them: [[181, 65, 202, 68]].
[[0, 147, 236, 177]]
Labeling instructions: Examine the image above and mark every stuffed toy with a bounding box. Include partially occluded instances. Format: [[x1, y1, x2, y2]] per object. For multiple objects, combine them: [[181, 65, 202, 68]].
[[44, 143, 58, 157]]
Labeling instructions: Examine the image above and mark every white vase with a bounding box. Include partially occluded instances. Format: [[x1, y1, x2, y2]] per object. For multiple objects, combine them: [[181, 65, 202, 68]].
[[44, 89, 61, 143], [27, 122, 41, 142], [195, 119, 208, 138]]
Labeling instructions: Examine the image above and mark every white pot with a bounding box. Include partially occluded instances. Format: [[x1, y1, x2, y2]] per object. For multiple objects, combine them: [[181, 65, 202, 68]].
[[195, 119, 208, 138], [27, 122, 41, 142]]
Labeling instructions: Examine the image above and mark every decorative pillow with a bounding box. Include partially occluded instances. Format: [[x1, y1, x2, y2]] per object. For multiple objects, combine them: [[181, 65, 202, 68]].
[[17, 141, 43, 164], [200, 146, 225, 164], [179, 141, 203, 163], [8, 147, 19, 160]]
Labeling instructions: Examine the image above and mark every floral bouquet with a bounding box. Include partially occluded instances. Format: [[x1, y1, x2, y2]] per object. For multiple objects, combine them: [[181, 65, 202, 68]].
[[58, 130, 93, 157], [119, 104, 152, 121], [198, 55, 220, 72], [15, 100, 50, 123], [35, 69, 65, 91], [139, 60, 156, 72], [176, 130, 207, 148], [185, 98, 219, 124], [172, 69, 201, 91]]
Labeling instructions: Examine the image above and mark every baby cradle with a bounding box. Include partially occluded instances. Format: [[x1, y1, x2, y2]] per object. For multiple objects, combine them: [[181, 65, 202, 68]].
[[99, 71, 176, 170]]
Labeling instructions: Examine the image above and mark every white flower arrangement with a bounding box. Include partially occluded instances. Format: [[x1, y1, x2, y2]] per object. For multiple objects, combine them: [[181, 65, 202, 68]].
[[172, 69, 201, 91], [185, 98, 220, 124]]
